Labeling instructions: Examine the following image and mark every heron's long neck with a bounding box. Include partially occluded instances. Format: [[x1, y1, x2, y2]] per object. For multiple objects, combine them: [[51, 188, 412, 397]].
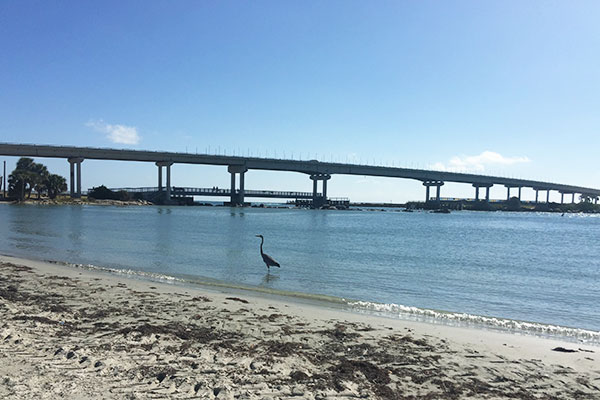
[[260, 237, 264, 254]]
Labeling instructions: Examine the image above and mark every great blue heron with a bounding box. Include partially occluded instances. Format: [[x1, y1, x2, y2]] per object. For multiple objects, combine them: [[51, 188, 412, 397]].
[[255, 235, 281, 270]]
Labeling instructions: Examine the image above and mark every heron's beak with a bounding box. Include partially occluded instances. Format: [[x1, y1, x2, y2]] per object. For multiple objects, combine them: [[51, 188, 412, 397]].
[[255, 235, 260, 237]]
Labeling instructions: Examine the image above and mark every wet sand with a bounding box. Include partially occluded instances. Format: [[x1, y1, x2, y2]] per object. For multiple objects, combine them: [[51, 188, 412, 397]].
[[0, 255, 599, 399]]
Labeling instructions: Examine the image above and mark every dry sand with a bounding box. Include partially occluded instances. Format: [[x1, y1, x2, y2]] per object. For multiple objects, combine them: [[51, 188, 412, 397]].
[[0, 255, 598, 399]]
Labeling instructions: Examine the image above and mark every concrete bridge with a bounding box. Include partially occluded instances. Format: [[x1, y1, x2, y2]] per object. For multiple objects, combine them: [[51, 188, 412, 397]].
[[1, 143, 599, 206]]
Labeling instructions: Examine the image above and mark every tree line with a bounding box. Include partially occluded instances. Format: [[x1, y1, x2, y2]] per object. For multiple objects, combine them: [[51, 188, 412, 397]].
[[7, 157, 67, 201]]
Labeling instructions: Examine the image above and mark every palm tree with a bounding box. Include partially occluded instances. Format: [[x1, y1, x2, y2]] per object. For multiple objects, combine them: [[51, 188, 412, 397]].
[[8, 157, 64, 201], [32, 164, 49, 199], [8, 169, 36, 201], [45, 174, 67, 199]]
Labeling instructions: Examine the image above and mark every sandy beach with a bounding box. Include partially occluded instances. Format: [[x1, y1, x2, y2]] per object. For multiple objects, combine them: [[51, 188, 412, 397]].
[[0, 255, 598, 399]]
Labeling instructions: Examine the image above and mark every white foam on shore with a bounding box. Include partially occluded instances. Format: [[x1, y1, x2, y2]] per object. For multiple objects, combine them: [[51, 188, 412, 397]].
[[59, 260, 346, 304], [348, 300, 600, 345], [58, 261, 185, 284]]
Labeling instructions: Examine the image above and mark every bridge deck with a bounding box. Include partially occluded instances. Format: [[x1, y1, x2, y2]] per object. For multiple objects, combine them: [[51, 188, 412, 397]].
[[2, 143, 599, 196]]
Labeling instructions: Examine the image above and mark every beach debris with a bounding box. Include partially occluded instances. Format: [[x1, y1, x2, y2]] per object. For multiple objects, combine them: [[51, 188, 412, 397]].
[[291, 385, 305, 396], [319, 323, 360, 341], [289, 371, 310, 382], [225, 297, 249, 304], [190, 295, 211, 302], [2, 259, 599, 400], [156, 371, 168, 383], [578, 348, 595, 353], [552, 347, 577, 353]]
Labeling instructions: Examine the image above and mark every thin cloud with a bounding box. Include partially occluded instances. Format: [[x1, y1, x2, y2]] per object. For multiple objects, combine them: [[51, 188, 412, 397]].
[[431, 151, 530, 173], [86, 120, 141, 145]]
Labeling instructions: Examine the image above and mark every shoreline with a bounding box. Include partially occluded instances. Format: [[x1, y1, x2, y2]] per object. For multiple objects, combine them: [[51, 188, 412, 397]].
[[41, 254, 600, 346], [1, 255, 599, 399], [3, 247, 600, 346]]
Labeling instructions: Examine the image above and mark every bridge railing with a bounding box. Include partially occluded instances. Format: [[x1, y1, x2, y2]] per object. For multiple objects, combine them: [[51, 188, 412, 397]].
[[243, 189, 314, 197], [102, 186, 348, 201], [170, 187, 322, 198], [108, 187, 160, 193], [172, 187, 230, 195]]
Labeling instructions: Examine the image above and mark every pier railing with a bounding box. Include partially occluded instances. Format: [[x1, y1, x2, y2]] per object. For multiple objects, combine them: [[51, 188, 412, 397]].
[[106, 186, 323, 199]]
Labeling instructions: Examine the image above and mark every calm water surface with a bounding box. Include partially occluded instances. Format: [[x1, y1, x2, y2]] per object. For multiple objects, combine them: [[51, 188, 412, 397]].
[[1, 204, 599, 339]]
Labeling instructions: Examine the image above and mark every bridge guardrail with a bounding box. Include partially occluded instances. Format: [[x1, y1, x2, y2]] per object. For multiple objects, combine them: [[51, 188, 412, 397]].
[[104, 187, 327, 199]]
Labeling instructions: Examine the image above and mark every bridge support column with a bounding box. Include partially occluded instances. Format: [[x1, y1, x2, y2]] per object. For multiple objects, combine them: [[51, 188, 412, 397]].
[[69, 162, 74, 197], [240, 170, 245, 202], [228, 165, 248, 206], [504, 185, 519, 202], [423, 181, 444, 205], [473, 183, 493, 203], [156, 161, 174, 202], [167, 164, 172, 199], [535, 189, 539, 204], [546, 190, 550, 203], [67, 157, 84, 198], [310, 174, 331, 208], [560, 192, 564, 204], [572, 193, 576, 203], [158, 166, 163, 191]]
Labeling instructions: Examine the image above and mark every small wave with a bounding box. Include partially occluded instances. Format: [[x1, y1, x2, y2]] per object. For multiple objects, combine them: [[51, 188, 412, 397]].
[[54, 261, 185, 284], [56, 260, 346, 305], [348, 300, 600, 345]]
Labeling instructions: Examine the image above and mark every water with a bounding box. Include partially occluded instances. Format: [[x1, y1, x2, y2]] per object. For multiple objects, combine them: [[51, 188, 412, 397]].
[[1, 204, 599, 342]]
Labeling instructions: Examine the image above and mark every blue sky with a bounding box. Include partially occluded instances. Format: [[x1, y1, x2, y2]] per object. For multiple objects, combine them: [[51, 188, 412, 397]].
[[1, 1, 599, 202]]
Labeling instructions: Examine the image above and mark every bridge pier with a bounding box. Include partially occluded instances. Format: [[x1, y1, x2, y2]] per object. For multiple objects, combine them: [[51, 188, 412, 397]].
[[228, 165, 248, 206], [156, 161, 174, 201], [504, 185, 520, 201], [68, 157, 84, 198], [423, 181, 444, 203], [534, 188, 551, 204], [473, 183, 493, 202], [310, 174, 330, 208], [560, 191, 574, 204]]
